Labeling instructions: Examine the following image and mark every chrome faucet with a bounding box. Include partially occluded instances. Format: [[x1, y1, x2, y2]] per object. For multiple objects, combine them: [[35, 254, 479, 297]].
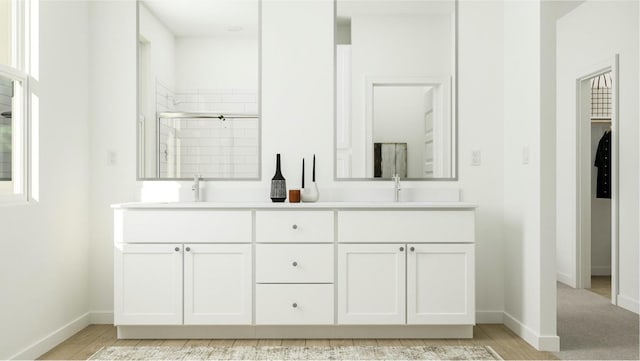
[[392, 173, 401, 202], [192, 174, 201, 202]]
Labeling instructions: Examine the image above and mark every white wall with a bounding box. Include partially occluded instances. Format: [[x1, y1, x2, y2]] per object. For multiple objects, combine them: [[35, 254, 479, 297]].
[[539, 0, 582, 346], [503, 0, 545, 348], [0, 1, 91, 359], [556, 0, 639, 313], [501, 0, 588, 350], [457, 0, 505, 323], [86, 0, 506, 328], [0, 0, 10, 65], [349, 14, 452, 177], [88, 0, 138, 319]]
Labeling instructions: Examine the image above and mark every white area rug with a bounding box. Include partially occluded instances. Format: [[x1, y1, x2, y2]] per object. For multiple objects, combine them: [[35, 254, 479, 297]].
[[89, 345, 503, 360]]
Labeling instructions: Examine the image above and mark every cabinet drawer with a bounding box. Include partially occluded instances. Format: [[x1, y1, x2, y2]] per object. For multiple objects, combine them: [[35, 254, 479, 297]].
[[256, 284, 334, 325], [256, 244, 333, 283], [256, 211, 333, 243], [121, 210, 251, 243], [337, 210, 474, 243]]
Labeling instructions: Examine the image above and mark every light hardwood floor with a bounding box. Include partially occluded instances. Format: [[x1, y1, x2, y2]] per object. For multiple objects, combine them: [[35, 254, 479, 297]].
[[37, 324, 557, 360]]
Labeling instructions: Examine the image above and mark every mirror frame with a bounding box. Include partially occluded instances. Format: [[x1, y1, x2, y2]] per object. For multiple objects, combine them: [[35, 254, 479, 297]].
[[135, 0, 263, 181], [333, 0, 458, 181]]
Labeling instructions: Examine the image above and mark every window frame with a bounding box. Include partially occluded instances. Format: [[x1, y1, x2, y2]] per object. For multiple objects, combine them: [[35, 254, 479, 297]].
[[0, 0, 36, 205]]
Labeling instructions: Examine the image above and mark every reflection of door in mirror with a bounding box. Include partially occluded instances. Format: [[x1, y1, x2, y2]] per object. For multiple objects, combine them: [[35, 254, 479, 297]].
[[138, 0, 260, 180], [372, 85, 448, 179], [335, 0, 456, 180]]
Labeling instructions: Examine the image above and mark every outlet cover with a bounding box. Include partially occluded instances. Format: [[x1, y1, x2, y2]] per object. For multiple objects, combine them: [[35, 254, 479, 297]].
[[522, 146, 529, 165]]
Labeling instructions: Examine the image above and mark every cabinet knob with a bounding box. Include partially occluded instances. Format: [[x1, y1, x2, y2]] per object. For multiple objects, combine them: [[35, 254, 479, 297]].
[[410, 247, 415, 252], [292, 261, 298, 267], [292, 224, 298, 230], [186, 247, 191, 252], [174, 247, 180, 252], [399, 246, 404, 252], [292, 303, 298, 308]]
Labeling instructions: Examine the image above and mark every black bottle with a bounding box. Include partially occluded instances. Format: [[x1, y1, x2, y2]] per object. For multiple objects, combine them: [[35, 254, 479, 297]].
[[270, 154, 287, 202]]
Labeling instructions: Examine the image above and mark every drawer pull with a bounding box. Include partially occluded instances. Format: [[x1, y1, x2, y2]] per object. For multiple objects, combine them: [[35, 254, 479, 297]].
[[186, 247, 191, 252], [292, 224, 298, 230], [399, 246, 404, 252], [174, 247, 180, 252], [292, 261, 298, 267], [292, 302, 298, 308], [410, 247, 415, 252]]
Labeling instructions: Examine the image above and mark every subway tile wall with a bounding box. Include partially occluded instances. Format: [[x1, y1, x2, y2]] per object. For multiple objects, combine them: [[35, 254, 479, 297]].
[[156, 81, 259, 178]]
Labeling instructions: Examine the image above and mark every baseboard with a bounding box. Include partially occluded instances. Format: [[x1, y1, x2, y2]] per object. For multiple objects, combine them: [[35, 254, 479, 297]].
[[503, 312, 559, 352], [92, 310, 504, 326], [476, 311, 503, 324], [90, 311, 114, 324], [556, 272, 574, 287], [617, 294, 639, 314], [9, 312, 91, 360], [591, 266, 611, 276], [117, 325, 473, 339]]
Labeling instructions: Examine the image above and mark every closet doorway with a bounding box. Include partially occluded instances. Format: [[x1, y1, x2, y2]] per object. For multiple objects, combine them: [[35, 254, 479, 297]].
[[575, 55, 619, 305]]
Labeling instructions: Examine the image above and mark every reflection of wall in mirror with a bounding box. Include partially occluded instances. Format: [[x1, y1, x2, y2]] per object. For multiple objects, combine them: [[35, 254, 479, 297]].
[[139, 3, 176, 177], [423, 88, 434, 177], [347, 13, 452, 178], [176, 37, 258, 94], [336, 45, 352, 178]]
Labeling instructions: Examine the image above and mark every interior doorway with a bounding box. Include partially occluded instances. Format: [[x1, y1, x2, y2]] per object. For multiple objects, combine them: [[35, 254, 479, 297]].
[[575, 55, 619, 305]]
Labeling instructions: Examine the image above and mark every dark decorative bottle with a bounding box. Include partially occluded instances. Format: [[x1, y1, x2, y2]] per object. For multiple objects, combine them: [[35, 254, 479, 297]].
[[270, 154, 287, 202]]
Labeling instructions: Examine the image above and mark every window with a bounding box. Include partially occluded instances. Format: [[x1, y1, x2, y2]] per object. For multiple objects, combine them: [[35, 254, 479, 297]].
[[0, 0, 37, 203]]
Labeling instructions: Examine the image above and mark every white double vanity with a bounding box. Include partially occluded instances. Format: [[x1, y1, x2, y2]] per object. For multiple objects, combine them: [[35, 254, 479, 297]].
[[125, 0, 471, 341], [112, 202, 476, 339]]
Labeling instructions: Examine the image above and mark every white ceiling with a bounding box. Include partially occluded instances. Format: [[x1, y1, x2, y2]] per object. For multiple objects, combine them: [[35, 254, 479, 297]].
[[142, 0, 259, 37]]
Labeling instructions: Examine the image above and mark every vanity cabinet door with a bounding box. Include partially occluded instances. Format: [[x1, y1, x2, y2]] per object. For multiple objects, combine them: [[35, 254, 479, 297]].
[[184, 244, 252, 325], [114, 244, 183, 325], [407, 244, 475, 325], [338, 244, 406, 324]]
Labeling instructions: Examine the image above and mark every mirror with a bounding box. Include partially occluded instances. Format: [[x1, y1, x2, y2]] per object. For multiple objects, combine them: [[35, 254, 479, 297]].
[[335, 0, 457, 180], [137, 0, 260, 180]]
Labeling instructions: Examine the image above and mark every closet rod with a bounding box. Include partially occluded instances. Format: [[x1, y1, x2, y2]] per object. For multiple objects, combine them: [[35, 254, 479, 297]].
[[591, 118, 611, 124], [158, 112, 258, 119]]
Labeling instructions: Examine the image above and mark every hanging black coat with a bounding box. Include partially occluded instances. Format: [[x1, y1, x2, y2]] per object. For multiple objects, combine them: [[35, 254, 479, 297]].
[[594, 130, 611, 199]]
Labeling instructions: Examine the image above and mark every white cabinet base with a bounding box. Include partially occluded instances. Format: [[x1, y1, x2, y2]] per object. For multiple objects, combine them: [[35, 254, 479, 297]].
[[117, 325, 473, 339]]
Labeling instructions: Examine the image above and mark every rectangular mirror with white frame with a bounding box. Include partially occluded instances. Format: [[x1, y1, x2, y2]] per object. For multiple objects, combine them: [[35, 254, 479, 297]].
[[137, 0, 260, 180], [335, 0, 457, 180]]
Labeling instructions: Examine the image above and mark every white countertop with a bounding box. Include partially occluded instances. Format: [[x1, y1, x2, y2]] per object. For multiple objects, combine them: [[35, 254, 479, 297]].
[[112, 201, 477, 209]]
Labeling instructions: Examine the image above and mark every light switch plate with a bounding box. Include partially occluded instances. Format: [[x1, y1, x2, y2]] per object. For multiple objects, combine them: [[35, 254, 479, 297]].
[[107, 150, 117, 166], [471, 150, 481, 166]]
